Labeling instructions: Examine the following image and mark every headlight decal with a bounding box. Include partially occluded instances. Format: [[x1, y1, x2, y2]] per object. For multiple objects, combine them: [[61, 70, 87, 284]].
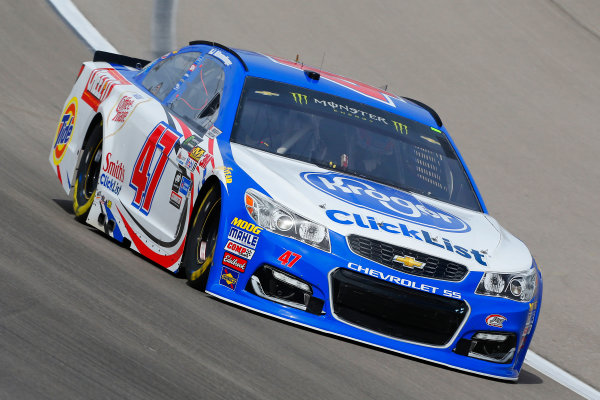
[[244, 188, 331, 252], [475, 266, 538, 302]]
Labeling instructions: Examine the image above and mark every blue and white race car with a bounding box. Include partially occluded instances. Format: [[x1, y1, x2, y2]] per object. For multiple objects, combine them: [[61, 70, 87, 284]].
[[50, 40, 542, 380]]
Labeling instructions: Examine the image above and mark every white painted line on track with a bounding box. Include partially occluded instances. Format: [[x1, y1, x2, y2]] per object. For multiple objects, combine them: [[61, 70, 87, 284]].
[[48, 2, 600, 399], [526, 351, 599, 400], [47, 0, 118, 53]]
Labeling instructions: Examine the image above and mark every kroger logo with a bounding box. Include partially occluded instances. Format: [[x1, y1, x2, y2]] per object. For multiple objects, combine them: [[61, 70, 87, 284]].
[[301, 172, 470, 233]]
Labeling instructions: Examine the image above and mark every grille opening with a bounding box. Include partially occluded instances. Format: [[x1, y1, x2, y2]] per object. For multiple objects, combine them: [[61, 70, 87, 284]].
[[331, 268, 467, 346], [348, 235, 468, 281]]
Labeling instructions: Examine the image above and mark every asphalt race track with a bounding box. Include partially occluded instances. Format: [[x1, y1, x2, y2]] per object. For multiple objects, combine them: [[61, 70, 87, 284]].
[[1, 1, 599, 398]]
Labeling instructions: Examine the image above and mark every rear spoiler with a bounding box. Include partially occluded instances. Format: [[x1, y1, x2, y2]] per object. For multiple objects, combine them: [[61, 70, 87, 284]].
[[93, 51, 150, 69]]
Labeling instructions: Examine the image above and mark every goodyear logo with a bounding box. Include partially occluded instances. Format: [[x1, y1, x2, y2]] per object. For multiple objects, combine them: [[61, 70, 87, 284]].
[[302, 171, 470, 233], [52, 97, 78, 165], [189, 146, 205, 162], [231, 217, 262, 234]]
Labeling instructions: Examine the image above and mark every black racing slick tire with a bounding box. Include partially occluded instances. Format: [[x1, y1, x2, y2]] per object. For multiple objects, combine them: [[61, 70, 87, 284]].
[[182, 186, 221, 290], [73, 122, 103, 222]]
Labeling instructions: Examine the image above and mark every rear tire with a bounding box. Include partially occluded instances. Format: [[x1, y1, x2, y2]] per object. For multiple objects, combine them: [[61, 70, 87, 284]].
[[181, 186, 221, 290], [73, 122, 103, 222]]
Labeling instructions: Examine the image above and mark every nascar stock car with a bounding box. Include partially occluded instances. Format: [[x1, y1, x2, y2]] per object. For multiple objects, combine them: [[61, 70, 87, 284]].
[[50, 40, 541, 380]]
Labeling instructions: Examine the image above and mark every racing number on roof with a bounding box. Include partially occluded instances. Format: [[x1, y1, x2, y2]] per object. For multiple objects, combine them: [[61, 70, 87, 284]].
[[269, 56, 398, 107], [130, 122, 182, 214]]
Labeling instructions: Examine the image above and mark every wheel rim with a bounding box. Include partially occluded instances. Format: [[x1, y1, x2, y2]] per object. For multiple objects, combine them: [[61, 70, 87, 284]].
[[83, 139, 102, 200], [189, 198, 220, 282]]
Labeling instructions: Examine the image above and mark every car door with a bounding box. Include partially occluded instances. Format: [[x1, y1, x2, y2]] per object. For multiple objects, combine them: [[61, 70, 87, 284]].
[[115, 50, 202, 247], [120, 51, 226, 249]]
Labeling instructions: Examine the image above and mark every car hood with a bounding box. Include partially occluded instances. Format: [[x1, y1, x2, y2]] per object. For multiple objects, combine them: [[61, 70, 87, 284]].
[[231, 144, 532, 273]]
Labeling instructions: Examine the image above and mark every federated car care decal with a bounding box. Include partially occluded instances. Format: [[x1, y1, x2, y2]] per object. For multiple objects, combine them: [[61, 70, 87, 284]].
[[220, 266, 239, 290], [301, 171, 470, 233], [52, 97, 78, 165], [82, 68, 129, 111]]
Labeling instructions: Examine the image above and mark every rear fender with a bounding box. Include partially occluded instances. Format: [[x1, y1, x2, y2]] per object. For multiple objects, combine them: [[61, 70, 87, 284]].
[[49, 61, 132, 195]]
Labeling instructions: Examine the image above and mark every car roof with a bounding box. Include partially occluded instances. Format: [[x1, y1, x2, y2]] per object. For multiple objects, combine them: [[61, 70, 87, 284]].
[[186, 42, 441, 128]]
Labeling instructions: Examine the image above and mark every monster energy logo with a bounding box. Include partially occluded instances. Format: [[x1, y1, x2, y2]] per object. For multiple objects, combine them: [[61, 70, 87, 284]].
[[290, 92, 308, 104], [392, 120, 408, 135]]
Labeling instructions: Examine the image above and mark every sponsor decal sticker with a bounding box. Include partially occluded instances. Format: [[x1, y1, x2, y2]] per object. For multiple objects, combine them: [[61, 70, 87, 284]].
[[220, 266, 239, 290], [112, 95, 135, 123], [82, 68, 129, 111], [99, 173, 122, 195], [189, 146, 205, 161], [179, 176, 191, 197], [197, 151, 214, 169], [347, 263, 462, 299], [519, 302, 537, 350], [208, 48, 232, 66], [169, 191, 182, 209], [225, 240, 255, 260], [231, 217, 262, 234], [184, 157, 198, 172], [102, 153, 125, 182], [181, 135, 201, 151], [172, 170, 183, 192], [485, 314, 507, 328], [327, 209, 486, 266], [228, 226, 259, 249], [206, 125, 222, 139], [303, 171, 470, 233], [52, 97, 78, 166], [222, 252, 247, 273], [255, 91, 279, 96]]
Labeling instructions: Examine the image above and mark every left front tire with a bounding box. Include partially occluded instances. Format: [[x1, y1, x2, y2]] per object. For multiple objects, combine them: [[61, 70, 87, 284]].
[[181, 186, 221, 290], [73, 122, 103, 222]]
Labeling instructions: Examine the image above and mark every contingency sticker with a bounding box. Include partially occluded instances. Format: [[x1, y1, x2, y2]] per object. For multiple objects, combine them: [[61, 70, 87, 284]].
[[219, 266, 239, 290]]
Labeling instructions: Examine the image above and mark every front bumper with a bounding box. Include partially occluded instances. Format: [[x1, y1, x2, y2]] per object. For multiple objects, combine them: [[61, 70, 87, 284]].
[[205, 227, 542, 380]]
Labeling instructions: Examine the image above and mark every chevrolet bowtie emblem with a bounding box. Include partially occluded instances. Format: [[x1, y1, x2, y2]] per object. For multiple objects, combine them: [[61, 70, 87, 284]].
[[392, 255, 425, 269]]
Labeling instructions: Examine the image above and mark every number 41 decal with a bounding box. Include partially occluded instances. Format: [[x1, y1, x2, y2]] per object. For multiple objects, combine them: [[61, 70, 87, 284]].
[[129, 122, 182, 215], [278, 250, 301, 267]]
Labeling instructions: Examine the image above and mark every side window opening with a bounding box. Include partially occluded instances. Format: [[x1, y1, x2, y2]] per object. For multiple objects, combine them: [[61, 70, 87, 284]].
[[141, 52, 201, 101], [169, 57, 225, 129]]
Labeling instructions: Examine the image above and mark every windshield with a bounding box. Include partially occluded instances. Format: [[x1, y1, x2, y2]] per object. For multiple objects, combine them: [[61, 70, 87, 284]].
[[230, 77, 482, 212]]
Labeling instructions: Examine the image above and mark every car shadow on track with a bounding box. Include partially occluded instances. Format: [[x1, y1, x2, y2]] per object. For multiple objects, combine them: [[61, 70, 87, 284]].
[[205, 293, 546, 385], [52, 198, 75, 215]]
